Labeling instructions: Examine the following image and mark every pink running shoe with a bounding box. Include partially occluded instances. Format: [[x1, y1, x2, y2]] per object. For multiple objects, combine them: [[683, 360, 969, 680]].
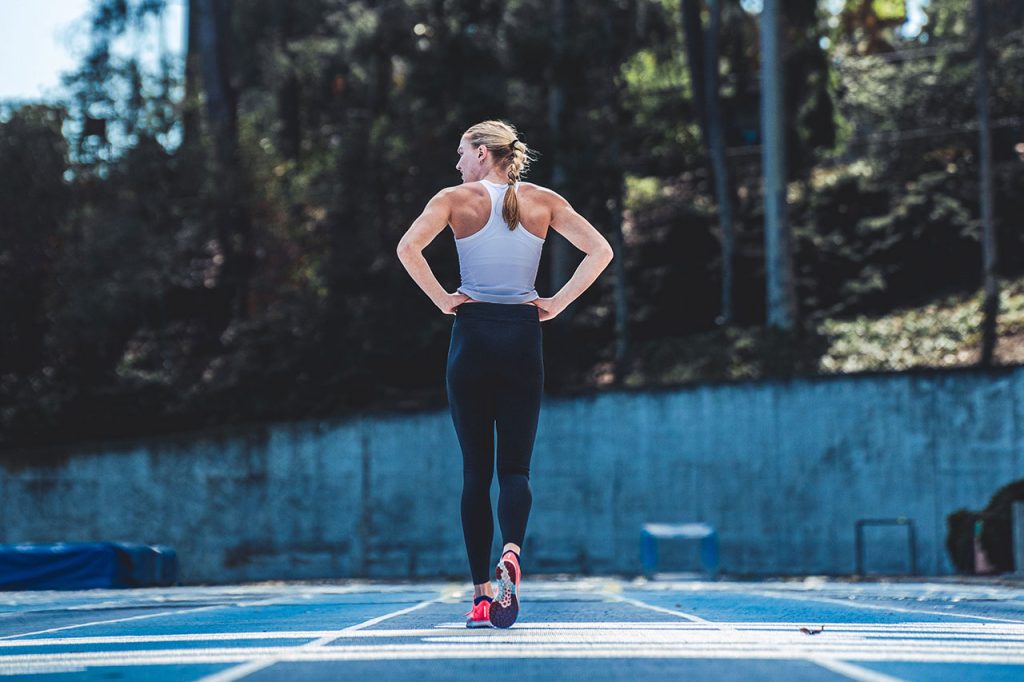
[[465, 596, 493, 628], [489, 550, 521, 628]]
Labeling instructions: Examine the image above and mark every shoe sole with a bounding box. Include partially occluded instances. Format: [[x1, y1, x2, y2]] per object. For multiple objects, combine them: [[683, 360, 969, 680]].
[[489, 558, 519, 628], [466, 618, 492, 628]]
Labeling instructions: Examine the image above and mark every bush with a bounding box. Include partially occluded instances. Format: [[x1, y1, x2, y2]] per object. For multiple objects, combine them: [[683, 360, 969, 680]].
[[945, 478, 1024, 574], [978, 479, 1024, 573], [944, 508, 980, 574]]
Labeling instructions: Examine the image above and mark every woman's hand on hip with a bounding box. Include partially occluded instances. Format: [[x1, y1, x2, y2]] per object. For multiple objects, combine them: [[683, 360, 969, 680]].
[[530, 296, 565, 322], [440, 291, 473, 315]]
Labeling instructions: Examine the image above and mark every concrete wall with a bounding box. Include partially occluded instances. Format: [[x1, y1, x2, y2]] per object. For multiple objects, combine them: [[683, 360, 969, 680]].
[[2, 366, 1022, 583]]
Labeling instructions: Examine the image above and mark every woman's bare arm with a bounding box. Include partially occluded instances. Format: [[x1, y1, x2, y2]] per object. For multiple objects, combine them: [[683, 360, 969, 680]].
[[396, 188, 468, 313], [541, 189, 614, 312]]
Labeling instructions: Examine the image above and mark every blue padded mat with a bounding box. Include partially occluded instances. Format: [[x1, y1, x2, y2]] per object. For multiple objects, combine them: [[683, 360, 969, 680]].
[[0, 542, 177, 590]]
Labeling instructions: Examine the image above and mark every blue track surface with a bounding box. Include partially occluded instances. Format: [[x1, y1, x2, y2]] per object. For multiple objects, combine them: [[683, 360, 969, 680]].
[[1, 577, 1022, 680]]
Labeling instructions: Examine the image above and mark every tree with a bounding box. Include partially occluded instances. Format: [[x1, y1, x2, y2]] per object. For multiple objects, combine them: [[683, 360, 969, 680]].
[[0, 107, 71, 380], [545, 0, 575, 325], [761, 0, 795, 330], [194, 0, 254, 321], [182, 0, 202, 151], [974, 0, 997, 365], [680, 0, 736, 325]]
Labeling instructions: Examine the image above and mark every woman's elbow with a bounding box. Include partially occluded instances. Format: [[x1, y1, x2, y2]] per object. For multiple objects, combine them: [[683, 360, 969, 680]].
[[396, 240, 416, 258]]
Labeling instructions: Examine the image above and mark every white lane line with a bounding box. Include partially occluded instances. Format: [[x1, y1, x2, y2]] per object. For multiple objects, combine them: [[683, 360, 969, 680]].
[[194, 587, 463, 682], [2, 622, 1021, 648], [0, 605, 224, 641], [301, 590, 461, 645], [739, 588, 1024, 624], [600, 587, 797, 672], [5, 644, 1024, 673], [415, 638, 1024, 654], [808, 657, 907, 682], [725, 623, 1024, 631], [602, 593, 711, 623], [0, 596, 292, 642], [603, 590, 756, 645], [193, 659, 274, 682], [0, 632, 332, 647], [445, 621, 1024, 631], [0, 583, 445, 604], [0, 664, 88, 676], [5, 629, 1024, 650], [606, 589, 902, 682]]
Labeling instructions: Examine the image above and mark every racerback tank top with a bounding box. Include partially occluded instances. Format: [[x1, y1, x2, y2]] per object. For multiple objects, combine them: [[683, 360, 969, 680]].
[[454, 179, 544, 304]]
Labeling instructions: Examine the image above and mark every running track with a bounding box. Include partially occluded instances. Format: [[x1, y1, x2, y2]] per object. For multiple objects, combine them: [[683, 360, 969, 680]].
[[1, 577, 1023, 680]]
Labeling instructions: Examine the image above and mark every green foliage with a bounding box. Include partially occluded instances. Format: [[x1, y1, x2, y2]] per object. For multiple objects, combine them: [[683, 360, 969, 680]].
[[871, 0, 907, 22], [0, 106, 71, 378], [2, 0, 1024, 453], [625, 175, 665, 211], [621, 47, 702, 163], [819, 275, 1024, 372]]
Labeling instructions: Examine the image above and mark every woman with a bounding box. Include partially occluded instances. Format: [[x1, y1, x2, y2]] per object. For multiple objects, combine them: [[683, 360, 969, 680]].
[[396, 120, 613, 628]]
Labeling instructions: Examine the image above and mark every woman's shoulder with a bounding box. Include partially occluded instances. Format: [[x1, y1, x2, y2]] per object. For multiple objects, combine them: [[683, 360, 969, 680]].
[[442, 182, 489, 202], [442, 181, 555, 203], [516, 181, 556, 201], [517, 181, 546, 191], [517, 182, 569, 211]]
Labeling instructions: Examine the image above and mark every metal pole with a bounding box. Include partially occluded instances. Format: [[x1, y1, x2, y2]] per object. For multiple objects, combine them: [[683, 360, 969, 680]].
[[1013, 502, 1024, 576], [855, 520, 864, 576]]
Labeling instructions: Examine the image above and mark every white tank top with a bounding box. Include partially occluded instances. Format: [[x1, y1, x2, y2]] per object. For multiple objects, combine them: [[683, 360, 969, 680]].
[[454, 179, 544, 304]]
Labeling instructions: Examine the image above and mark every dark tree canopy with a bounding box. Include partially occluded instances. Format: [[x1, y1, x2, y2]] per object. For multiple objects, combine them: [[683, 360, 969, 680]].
[[1, 0, 1022, 455]]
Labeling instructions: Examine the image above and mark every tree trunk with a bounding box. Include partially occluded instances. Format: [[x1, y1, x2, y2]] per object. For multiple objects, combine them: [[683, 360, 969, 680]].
[[682, 0, 735, 326], [704, 0, 735, 326], [975, 0, 999, 365], [276, 3, 302, 162], [194, 0, 237, 168], [604, 7, 629, 376], [680, 0, 708, 137], [183, 0, 202, 151], [760, 0, 795, 330], [547, 0, 573, 324], [194, 0, 252, 320]]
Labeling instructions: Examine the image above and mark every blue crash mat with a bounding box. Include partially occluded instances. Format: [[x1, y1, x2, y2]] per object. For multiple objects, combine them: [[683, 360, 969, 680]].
[[0, 542, 177, 590]]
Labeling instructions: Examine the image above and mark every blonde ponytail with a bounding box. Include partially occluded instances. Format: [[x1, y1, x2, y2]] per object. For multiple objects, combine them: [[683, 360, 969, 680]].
[[462, 120, 538, 230]]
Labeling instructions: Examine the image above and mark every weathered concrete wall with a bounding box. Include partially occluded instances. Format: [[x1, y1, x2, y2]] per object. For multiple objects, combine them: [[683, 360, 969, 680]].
[[2, 366, 1022, 583]]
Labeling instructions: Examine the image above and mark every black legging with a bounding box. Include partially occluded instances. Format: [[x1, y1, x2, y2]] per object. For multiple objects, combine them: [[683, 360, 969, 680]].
[[446, 301, 543, 585]]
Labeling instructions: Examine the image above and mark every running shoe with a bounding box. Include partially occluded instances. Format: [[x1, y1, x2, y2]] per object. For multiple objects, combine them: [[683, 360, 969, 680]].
[[489, 550, 521, 628], [465, 595, 493, 628]]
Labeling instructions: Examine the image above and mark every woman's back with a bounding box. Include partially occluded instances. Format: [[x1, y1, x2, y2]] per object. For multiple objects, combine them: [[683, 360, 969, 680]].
[[396, 118, 613, 321], [451, 180, 548, 305], [448, 180, 549, 243]]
